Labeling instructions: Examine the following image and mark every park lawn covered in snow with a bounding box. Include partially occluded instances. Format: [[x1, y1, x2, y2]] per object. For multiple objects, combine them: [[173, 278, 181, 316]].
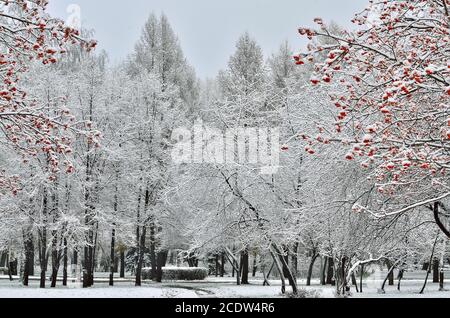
[[1, 271, 450, 298]]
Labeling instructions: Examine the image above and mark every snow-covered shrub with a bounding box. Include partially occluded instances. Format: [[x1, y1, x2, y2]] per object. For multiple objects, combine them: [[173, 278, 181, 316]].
[[142, 267, 208, 281], [286, 289, 322, 299], [163, 267, 209, 281]]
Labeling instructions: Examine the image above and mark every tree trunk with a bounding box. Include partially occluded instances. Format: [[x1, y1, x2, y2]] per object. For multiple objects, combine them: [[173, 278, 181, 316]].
[[385, 260, 395, 286], [149, 222, 157, 280], [73, 249, 78, 276], [381, 259, 402, 293], [433, 258, 440, 283], [337, 257, 349, 296], [156, 250, 168, 283], [360, 264, 364, 293], [326, 257, 335, 285], [270, 249, 286, 295], [91, 222, 99, 285], [240, 249, 249, 284], [135, 227, 146, 286], [420, 234, 440, 294], [224, 248, 240, 285], [252, 252, 258, 277], [23, 232, 34, 286], [397, 269, 404, 291], [120, 250, 125, 278], [220, 253, 225, 277], [50, 238, 59, 288], [351, 273, 359, 293], [109, 228, 116, 286], [7, 254, 13, 281], [292, 243, 299, 278], [320, 257, 327, 286], [83, 244, 94, 288], [62, 239, 68, 286], [215, 254, 219, 277], [0, 252, 7, 268], [271, 244, 298, 295], [39, 188, 49, 289], [282, 246, 290, 282], [306, 253, 319, 286]]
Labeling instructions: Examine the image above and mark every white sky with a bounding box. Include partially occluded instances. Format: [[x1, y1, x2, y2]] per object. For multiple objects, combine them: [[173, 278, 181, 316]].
[[47, 0, 368, 78]]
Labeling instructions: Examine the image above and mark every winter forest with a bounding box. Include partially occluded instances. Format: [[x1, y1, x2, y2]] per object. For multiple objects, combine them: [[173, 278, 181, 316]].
[[0, 0, 449, 300]]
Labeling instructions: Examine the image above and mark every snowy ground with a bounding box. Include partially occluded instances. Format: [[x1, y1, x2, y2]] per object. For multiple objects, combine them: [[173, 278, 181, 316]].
[[0, 271, 449, 298]]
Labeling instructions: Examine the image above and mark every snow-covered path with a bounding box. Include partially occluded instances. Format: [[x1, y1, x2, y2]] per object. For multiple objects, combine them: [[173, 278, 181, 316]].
[[1, 274, 450, 298]]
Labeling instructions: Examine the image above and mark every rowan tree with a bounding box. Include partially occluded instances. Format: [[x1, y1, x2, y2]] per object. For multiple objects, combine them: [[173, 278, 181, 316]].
[[0, 0, 95, 194], [296, 0, 450, 236]]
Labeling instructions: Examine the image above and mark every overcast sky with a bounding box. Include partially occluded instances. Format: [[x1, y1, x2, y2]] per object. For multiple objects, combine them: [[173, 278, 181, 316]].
[[47, 0, 368, 78]]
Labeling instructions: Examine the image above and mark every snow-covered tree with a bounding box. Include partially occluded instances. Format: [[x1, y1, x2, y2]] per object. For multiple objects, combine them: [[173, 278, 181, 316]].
[[296, 0, 450, 237]]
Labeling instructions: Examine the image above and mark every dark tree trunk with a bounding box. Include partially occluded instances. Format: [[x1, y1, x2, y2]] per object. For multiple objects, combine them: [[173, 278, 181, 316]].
[[50, 237, 59, 288], [215, 254, 219, 277], [360, 264, 364, 293], [110, 169, 119, 286], [114, 256, 119, 273], [91, 222, 99, 285], [306, 253, 319, 286], [271, 244, 298, 295], [224, 249, 240, 285], [135, 227, 146, 287], [83, 244, 94, 288], [351, 273, 359, 293], [62, 239, 68, 286], [220, 253, 225, 277], [73, 249, 78, 275], [23, 233, 34, 286], [82, 222, 97, 288], [433, 258, 440, 283], [420, 234, 439, 294], [23, 260, 29, 286], [29, 248, 34, 276], [339, 257, 349, 296], [83, 99, 96, 289], [120, 250, 125, 278], [385, 260, 395, 286], [380, 262, 397, 293], [40, 268, 46, 288], [270, 250, 286, 294], [235, 257, 241, 286], [320, 257, 328, 286], [109, 228, 116, 286], [0, 252, 7, 267], [7, 255, 13, 281], [326, 257, 335, 285], [397, 269, 404, 291], [252, 252, 258, 277], [439, 269, 445, 291], [240, 249, 249, 285], [155, 250, 168, 283], [39, 188, 49, 289], [282, 246, 290, 281], [292, 243, 299, 278], [50, 180, 61, 289], [149, 222, 157, 280]]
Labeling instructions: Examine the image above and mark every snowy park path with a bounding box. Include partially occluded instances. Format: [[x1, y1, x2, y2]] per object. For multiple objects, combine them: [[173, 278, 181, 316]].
[[1, 274, 450, 298]]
